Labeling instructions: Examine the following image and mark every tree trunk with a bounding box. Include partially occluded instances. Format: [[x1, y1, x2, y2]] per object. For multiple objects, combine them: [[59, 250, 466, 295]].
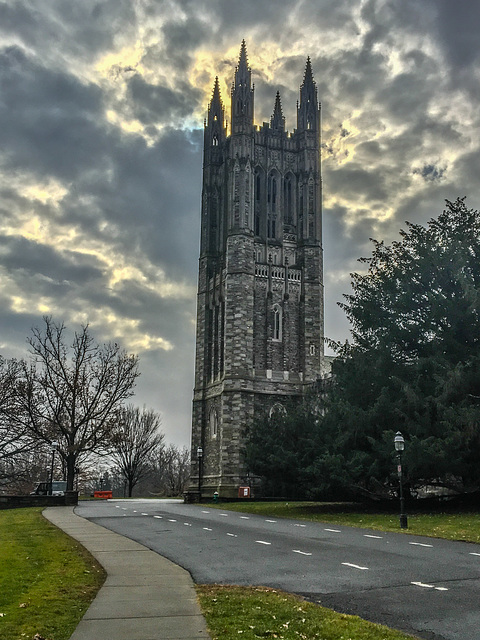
[[66, 453, 76, 491]]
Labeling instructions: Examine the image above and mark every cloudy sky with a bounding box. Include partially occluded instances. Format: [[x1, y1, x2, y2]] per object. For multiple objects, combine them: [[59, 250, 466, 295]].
[[1, 0, 479, 448]]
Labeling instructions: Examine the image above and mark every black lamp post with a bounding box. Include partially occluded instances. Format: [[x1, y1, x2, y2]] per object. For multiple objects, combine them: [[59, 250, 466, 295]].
[[49, 441, 58, 496], [394, 431, 408, 529], [197, 446, 203, 502]]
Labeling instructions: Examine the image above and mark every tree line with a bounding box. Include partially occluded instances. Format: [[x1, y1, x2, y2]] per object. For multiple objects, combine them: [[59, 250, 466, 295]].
[[0, 316, 189, 497], [246, 198, 480, 501]]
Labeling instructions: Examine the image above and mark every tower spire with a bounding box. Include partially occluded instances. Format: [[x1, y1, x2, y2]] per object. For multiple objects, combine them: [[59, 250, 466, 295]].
[[237, 39, 248, 77], [270, 91, 285, 131], [303, 56, 314, 86], [205, 75, 225, 148], [231, 40, 254, 130], [297, 56, 319, 133]]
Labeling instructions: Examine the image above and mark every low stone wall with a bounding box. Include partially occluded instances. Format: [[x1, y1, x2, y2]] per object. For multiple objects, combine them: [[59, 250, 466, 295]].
[[0, 491, 78, 510]]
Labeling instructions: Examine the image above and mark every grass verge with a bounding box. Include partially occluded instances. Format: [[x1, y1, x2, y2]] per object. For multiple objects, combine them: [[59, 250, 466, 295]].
[[0, 507, 105, 640], [196, 584, 418, 640], [208, 501, 480, 543]]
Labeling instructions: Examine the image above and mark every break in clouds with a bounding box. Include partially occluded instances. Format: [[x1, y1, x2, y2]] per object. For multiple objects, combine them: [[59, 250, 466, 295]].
[[0, 0, 479, 446]]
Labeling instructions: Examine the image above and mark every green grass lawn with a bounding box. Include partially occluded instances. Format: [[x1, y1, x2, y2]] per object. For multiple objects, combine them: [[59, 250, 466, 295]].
[[196, 584, 418, 640], [208, 501, 480, 543], [0, 508, 105, 640]]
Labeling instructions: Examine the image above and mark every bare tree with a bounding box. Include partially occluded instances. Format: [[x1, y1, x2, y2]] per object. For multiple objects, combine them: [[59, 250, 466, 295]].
[[0, 356, 33, 488], [110, 405, 164, 497], [17, 317, 140, 490], [152, 444, 191, 496]]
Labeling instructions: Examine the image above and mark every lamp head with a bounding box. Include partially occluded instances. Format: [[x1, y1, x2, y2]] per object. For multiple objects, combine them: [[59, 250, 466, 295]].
[[197, 446, 203, 458], [394, 431, 405, 452]]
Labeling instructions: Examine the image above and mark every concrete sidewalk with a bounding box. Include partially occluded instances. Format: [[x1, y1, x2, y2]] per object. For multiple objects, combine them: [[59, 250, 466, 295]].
[[43, 507, 211, 640]]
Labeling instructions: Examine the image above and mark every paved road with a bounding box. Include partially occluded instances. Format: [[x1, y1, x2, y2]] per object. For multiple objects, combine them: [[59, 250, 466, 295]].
[[76, 500, 480, 640]]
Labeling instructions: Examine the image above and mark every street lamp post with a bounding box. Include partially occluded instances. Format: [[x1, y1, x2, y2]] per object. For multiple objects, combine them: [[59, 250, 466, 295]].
[[49, 441, 59, 496], [394, 431, 408, 529], [197, 446, 203, 502]]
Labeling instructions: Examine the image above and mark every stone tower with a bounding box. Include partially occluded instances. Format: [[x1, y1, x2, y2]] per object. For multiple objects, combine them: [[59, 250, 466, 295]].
[[190, 42, 324, 498]]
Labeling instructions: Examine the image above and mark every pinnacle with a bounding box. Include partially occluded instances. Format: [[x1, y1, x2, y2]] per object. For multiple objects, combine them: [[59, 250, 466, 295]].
[[303, 56, 315, 86], [273, 91, 283, 114], [238, 39, 248, 70], [271, 90, 285, 130], [210, 76, 223, 105]]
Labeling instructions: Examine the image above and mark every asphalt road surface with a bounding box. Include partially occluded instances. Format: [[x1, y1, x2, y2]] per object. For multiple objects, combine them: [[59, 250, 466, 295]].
[[76, 499, 480, 640]]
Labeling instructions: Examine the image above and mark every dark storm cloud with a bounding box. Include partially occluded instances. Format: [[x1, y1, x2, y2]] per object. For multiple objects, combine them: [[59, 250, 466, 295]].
[[434, 0, 480, 70], [58, 126, 203, 281], [0, 0, 136, 63], [0, 46, 105, 180], [0, 235, 103, 286], [327, 165, 389, 202], [127, 74, 202, 125], [103, 278, 194, 337], [0, 40, 202, 283]]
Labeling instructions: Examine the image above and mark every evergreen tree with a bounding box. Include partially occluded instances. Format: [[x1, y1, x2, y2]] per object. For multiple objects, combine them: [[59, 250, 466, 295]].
[[327, 198, 480, 495]]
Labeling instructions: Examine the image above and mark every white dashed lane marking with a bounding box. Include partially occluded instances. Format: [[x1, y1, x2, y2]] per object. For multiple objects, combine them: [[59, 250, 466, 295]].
[[227, 533, 238, 537], [293, 550, 312, 556], [240, 516, 250, 519], [256, 540, 272, 545], [153, 516, 162, 519], [184, 522, 192, 526], [364, 534, 383, 539], [201, 511, 210, 514], [342, 562, 369, 570], [168, 519, 177, 522], [265, 520, 277, 523], [141, 513, 148, 516], [409, 542, 433, 548], [325, 528, 341, 533], [294, 524, 306, 528], [203, 527, 212, 531], [411, 582, 449, 591], [470, 552, 480, 556], [220, 513, 229, 517]]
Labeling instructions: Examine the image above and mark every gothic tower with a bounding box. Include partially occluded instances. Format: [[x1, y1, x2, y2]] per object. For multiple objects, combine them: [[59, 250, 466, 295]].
[[190, 42, 324, 498]]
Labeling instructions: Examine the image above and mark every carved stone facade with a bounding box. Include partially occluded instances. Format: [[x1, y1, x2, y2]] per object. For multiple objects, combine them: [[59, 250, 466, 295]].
[[190, 42, 324, 498]]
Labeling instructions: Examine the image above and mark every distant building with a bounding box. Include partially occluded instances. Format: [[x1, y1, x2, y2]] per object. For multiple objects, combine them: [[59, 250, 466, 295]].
[[190, 42, 324, 498]]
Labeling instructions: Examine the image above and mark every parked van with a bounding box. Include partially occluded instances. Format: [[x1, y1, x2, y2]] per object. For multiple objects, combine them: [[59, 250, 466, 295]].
[[31, 481, 67, 496]]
